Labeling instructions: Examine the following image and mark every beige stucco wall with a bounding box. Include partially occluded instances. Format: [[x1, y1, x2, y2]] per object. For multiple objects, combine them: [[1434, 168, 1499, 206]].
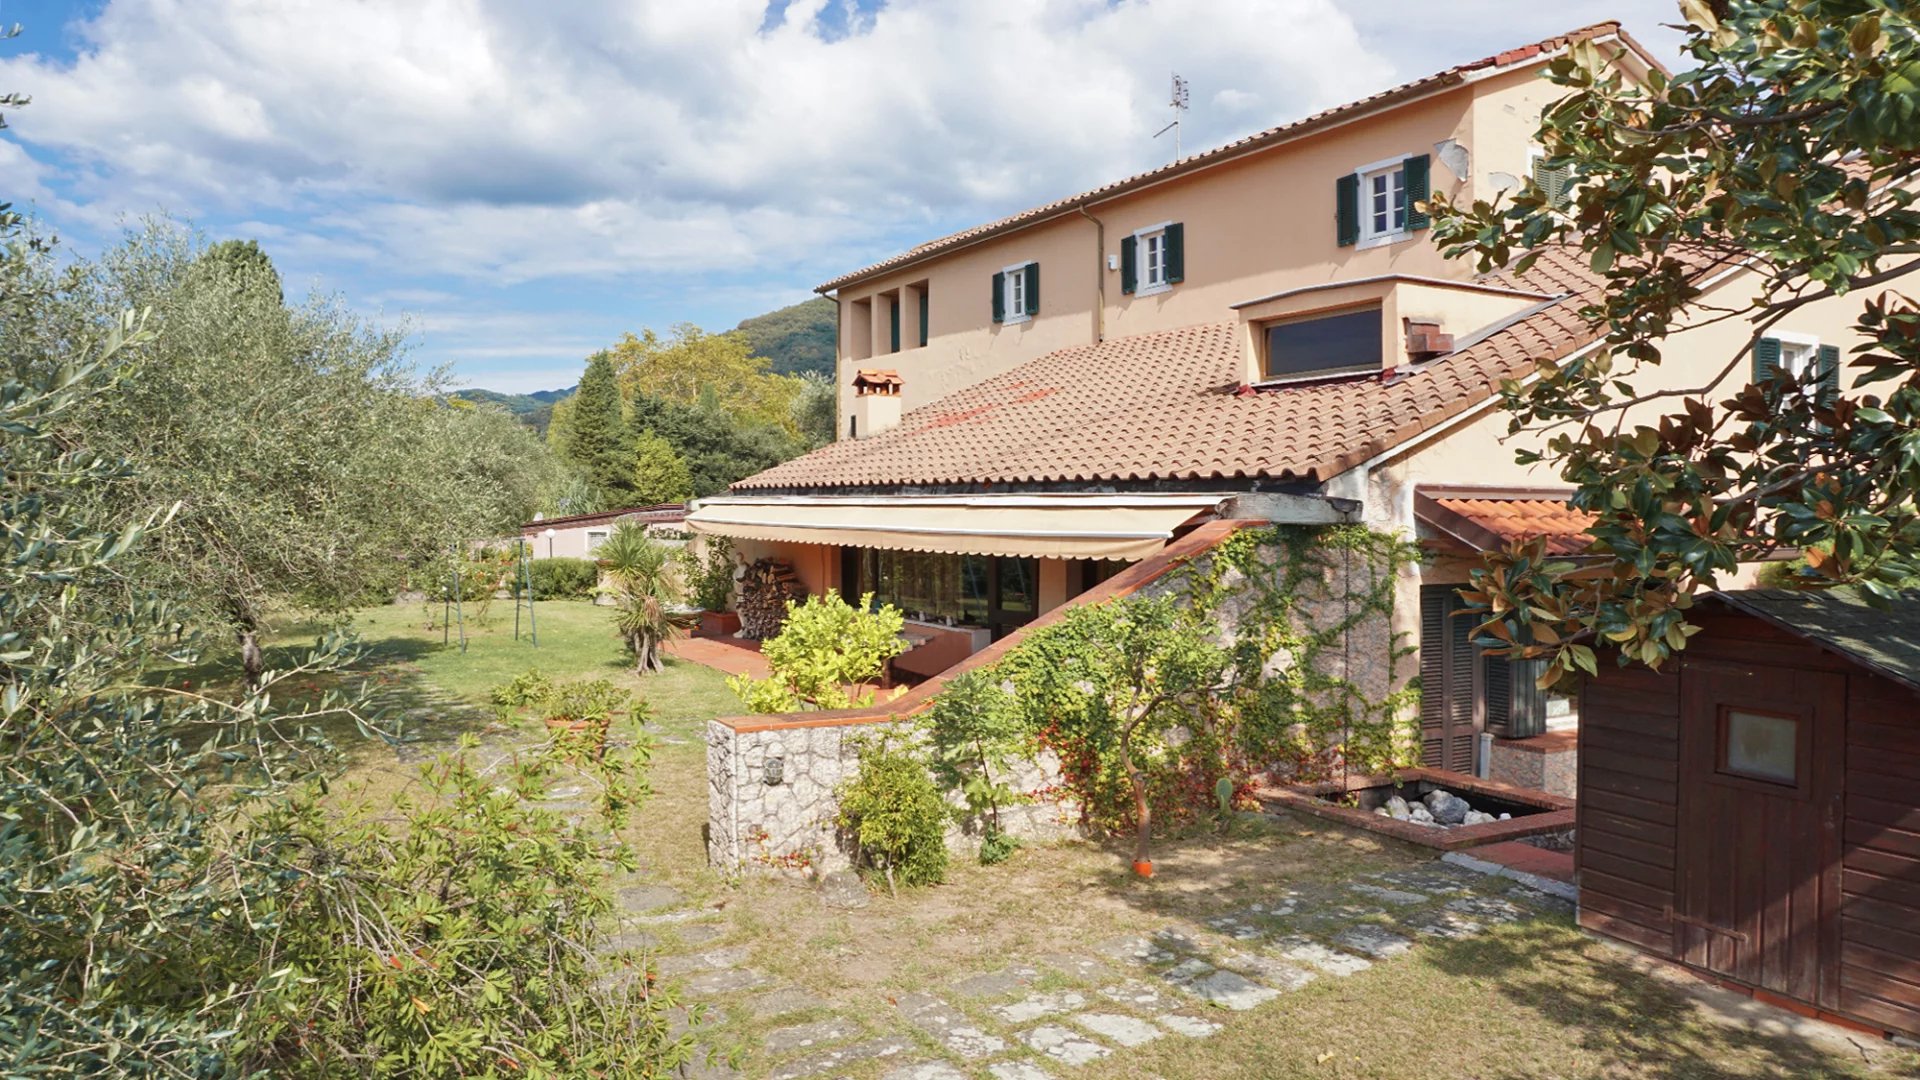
[[828, 59, 1615, 424]]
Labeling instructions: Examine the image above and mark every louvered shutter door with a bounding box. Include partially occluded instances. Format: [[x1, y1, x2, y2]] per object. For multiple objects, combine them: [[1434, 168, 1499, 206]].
[[1753, 336, 1781, 386], [889, 300, 900, 353], [1419, 587, 1448, 767], [1483, 654, 1512, 737], [1024, 262, 1039, 316], [991, 271, 1005, 323], [1336, 174, 1360, 247], [919, 288, 929, 346], [1817, 343, 1841, 407], [1444, 594, 1477, 773], [1405, 154, 1431, 230], [1120, 236, 1137, 294], [1533, 156, 1572, 209], [1164, 223, 1185, 284]]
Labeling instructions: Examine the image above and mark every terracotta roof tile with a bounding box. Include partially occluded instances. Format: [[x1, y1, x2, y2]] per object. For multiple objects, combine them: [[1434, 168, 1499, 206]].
[[1427, 495, 1598, 556], [737, 246, 1626, 492], [816, 22, 1659, 294]]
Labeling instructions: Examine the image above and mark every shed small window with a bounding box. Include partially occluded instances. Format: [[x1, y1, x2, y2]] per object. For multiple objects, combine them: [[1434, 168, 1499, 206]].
[[1262, 306, 1382, 383], [586, 530, 609, 552], [1721, 709, 1799, 785]]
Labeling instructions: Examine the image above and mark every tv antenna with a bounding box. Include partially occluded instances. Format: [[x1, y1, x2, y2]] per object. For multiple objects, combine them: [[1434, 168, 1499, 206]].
[[1153, 73, 1189, 162]]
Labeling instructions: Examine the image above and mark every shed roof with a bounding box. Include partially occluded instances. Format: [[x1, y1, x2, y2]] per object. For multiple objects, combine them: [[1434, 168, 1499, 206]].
[[1715, 588, 1920, 695]]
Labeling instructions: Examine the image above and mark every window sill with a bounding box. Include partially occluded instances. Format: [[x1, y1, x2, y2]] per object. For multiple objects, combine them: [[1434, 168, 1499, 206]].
[[1133, 282, 1172, 298], [1000, 314, 1031, 326], [1355, 230, 1413, 252]]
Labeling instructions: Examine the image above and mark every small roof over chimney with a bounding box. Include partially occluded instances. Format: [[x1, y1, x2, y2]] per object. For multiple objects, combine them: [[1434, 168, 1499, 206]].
[[852, 368, 903, 397]]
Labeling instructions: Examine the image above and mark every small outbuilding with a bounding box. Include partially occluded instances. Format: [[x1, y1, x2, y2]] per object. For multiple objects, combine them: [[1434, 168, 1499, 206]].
[[1576, 589, 1920, 1039]]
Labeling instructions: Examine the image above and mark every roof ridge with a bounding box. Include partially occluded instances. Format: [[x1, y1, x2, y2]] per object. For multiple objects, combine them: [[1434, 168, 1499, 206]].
[[815, 22, 1647, 294]]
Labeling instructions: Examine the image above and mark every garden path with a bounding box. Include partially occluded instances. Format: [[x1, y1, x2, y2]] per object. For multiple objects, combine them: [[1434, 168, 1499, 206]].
[[600, 858, 1570, 1079]]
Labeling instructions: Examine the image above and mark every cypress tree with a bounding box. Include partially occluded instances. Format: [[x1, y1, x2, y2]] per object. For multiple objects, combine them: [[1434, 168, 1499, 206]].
[[566, 352, 632, 502]]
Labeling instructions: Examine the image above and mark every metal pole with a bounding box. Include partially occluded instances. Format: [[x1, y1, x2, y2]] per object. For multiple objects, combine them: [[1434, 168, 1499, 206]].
[[514, 538, 523, 642], [527, 539, 538, 648], [453, 556, 467, 653]]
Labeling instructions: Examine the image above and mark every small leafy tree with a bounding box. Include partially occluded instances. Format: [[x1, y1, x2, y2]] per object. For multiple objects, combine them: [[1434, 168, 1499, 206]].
[[728, 592, 907, 712], [599, 522, 687, 674], [921, 670, 1028, 864], [632, 427, 694, 504], [1429, 1, 1920, 676], [1003, 594, 1233, 871], [836, 734, 950, 895]]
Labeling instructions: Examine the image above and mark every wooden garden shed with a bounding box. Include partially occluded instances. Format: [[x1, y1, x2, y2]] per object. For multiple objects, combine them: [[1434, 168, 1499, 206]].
[[1576, 589, 1920, 1039]]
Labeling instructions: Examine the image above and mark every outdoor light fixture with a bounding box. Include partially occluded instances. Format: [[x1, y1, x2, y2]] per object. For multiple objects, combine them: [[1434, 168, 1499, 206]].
[[763, 756, 785, 786], [542, 526, 556, 559]]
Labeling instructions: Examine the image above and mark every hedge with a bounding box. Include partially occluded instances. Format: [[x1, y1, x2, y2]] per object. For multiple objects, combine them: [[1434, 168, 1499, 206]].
[[526, 557, 600, 600]]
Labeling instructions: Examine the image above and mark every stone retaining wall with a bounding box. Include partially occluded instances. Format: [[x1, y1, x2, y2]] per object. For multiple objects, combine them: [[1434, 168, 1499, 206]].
[[705, 521, 1409, 875]]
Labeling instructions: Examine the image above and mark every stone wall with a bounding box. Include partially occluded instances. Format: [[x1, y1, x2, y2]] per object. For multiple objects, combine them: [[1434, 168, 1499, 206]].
[[705, 522, 1411, 875], [706, 716, 1079, 875]]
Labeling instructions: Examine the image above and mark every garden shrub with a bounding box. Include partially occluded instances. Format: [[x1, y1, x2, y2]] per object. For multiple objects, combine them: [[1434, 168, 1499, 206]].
[[678, 536, 737, 612], [920, 670, 1028, 864], [490, 667, 555, 709], [836, 735, 949, 893], [728, 592, 907, 712], [527, 556, 600, 599]]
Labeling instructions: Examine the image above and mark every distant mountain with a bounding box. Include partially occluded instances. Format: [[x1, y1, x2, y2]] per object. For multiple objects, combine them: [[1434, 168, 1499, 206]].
[[735, 296, 836, 377], [451, 386, 573, 434], [456, 296, 837, 429]]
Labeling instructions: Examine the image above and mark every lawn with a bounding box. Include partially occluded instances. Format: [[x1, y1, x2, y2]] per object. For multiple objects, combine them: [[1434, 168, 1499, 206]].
[[217, 600, 1917, 1079]]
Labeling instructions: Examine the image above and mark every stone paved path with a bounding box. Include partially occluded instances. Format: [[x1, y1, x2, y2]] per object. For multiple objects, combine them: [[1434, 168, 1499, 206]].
[[596, 857, 1572, 1079]]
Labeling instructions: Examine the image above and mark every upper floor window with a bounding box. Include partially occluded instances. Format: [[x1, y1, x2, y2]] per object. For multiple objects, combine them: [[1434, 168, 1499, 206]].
[[1530, 149, 1573, 209], [1121, 222, 1184, 297], [1261, 305, 1383, 384], [1337, 154, 1430, 249], [992, 262, 1039, 324], [1754, 333, 1840, 404]]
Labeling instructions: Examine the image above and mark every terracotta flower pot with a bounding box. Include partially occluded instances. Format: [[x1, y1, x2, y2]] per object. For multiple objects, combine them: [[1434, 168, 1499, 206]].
[[1132, 860, 1155, 879], [699, 610, 742, 637]]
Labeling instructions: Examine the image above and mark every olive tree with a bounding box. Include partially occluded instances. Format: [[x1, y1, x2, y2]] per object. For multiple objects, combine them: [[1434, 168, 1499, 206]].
[[1430, 0, 1920, 679]]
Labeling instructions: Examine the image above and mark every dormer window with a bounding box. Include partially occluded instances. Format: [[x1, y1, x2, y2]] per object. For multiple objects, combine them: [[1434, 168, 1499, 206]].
[[1261, 305, 1383, 384]]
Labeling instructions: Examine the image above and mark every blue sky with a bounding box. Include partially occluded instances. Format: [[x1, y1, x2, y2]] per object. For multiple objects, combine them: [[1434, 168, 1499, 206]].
[[0, 1, 1687, 394]]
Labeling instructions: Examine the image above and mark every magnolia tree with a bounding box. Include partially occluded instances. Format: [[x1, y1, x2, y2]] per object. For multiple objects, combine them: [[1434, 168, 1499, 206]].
[[1429, 0, 1920, 681]]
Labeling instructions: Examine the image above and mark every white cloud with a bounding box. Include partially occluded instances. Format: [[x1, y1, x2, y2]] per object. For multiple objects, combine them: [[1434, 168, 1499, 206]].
[[0, 0, 1397, 284]]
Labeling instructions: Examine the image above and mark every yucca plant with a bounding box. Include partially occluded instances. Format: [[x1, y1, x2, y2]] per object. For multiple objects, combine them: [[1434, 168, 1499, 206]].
[[599, 522, 690, 674]]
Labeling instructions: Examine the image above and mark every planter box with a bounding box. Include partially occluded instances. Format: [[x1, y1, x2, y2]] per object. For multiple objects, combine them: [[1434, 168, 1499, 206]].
[[1251, 767, 1575, 852], [699, 611, 742, 637]]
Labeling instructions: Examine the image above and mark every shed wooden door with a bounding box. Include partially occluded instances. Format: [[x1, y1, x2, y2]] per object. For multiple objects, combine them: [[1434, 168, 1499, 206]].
[[1418, 585, 1479, 773], [1676, 661, 1845, 1008]]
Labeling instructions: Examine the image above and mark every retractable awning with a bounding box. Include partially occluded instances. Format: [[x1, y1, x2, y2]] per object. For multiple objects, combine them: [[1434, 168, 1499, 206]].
[[684, 494, 1228, 560]]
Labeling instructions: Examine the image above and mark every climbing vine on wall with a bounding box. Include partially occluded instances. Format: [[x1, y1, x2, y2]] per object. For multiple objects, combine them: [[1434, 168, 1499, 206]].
[[932, 524, 1421, 849]]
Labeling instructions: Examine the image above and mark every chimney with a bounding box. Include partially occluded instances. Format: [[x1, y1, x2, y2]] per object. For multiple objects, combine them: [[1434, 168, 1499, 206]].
[[1405, 319, 1454, 363], [849, 368, 903, 439]]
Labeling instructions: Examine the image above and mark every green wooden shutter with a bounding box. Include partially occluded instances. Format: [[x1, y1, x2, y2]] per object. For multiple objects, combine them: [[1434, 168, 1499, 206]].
[[889, 300, 900, 353], [1163, 223, 1184, 284], [1120, 235, 1137, 294], [1753, 336, 1782, 386], [1336, 173, 1359, 247], [991, 271, 1005, 323], [918, 289, 929, 347], [1405, 154, 1431, 231], [1533, 155, 1572, 209], [1483, 654, 1547, 740], [1024, 262, 1039, 316], [1817, 343, 1842, 406]]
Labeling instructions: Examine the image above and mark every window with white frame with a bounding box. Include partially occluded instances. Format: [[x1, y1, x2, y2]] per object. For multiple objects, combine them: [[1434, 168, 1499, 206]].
[[1003, 262, 1030, 323], [1778, 336, 1819, 382], [1359, 161, 1407, 243], [1138, 228, 1169, 294], [586, 529, 608, 552]]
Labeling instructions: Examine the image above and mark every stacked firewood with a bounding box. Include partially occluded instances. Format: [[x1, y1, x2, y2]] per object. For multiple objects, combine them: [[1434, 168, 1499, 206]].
[[736, 559, 805, 639]]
